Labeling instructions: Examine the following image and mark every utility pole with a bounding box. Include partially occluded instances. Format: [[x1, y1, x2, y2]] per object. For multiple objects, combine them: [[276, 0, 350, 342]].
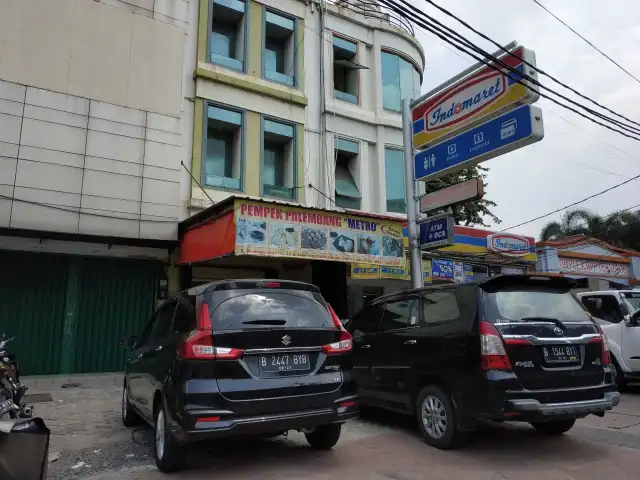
[[402, 98, 423, 289]]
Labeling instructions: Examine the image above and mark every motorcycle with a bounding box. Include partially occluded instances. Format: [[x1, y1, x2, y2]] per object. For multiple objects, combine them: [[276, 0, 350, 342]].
[[0, 334, 32, 420]]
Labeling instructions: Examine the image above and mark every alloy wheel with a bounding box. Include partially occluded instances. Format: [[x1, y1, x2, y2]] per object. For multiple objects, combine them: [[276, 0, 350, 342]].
[[421, 395, 447, 439], [156, 410, 165, 460]]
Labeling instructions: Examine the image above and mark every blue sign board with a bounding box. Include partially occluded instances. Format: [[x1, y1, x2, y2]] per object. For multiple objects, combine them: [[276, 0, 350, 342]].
[[414, 104, 544, 181], [419, 216, 455, 250], [432, 259, 454, 281]]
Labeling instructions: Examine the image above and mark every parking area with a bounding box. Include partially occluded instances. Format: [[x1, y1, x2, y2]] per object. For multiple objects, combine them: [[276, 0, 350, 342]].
[[23, 375, 640, 479]]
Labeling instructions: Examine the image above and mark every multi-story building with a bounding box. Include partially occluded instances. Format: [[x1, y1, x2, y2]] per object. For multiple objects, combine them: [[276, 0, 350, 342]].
[[188, 0, 424, 214], [0, 0, 197, 375]]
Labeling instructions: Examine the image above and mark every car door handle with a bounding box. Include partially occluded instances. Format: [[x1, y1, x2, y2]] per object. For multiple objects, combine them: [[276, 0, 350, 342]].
[[154, 346, 163, 352], [404, 340, 417, 345], [360, 344, 370, 349]]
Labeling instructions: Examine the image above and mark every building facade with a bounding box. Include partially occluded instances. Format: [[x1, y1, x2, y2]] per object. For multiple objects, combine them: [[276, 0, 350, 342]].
[[536, 235, 640, 290], [0, 0, 197, 374]]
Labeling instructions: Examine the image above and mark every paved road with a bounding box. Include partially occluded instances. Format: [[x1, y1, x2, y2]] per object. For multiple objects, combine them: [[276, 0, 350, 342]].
[[20, 375, 640, 479]]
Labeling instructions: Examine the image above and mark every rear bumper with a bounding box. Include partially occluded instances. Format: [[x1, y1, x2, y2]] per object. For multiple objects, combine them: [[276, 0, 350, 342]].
[[507, 391, 621, 417], [173, 398, 358, 443]]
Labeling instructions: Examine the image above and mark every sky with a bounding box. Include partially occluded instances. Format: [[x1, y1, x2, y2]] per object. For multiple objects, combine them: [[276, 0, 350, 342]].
[[408, 0, 640, 239]]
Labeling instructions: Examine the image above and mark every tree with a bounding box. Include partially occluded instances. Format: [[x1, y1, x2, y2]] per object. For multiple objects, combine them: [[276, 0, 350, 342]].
[[423, 165, 501, 227], [539, 208, 640, 251]]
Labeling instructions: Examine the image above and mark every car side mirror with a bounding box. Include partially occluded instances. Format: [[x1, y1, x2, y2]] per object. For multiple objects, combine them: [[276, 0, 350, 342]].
[[631, 310, 640, 327], [120, 335, 138, 349]]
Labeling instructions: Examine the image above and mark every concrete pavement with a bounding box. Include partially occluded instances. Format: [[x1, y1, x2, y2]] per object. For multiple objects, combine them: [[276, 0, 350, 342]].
[[20, 374, 640, 479]]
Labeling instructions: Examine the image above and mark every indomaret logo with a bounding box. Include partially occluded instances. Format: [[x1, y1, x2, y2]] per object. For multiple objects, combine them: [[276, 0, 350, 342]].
[[427, 71, 505, 130]]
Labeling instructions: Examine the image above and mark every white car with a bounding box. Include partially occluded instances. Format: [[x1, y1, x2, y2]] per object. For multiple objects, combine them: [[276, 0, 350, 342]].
[[578, 290, 640, 389]]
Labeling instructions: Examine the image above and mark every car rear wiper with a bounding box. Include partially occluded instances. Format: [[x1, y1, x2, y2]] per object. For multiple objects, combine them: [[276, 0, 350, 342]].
[[520, 317, 567, 330], [242, 319, 287, 326]]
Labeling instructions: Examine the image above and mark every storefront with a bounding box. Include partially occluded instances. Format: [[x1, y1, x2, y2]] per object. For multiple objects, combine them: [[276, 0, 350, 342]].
[[177, 197, 407, 318], [536, 235, 640, 291], [347, 225, 537, 316]]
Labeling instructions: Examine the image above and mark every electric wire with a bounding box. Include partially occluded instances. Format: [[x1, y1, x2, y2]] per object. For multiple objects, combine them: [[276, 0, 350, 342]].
[[531, 0, 640, 85], [376, 0, 640, 141], [419, 0, 640, 127]]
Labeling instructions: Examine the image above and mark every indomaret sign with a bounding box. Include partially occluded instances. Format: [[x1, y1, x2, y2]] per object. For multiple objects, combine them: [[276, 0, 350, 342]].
[[411, 45, 539, 149]]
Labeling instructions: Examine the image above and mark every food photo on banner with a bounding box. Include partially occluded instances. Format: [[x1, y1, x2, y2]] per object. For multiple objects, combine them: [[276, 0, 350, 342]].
[[234, 200, 405, 266]]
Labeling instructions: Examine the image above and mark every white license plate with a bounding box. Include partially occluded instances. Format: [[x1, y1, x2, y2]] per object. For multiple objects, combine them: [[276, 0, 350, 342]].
[[259, 353, 310, 373]]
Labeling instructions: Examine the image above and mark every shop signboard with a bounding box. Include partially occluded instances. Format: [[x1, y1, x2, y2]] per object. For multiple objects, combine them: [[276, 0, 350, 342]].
[[432, 259, 454, 281], [453, 262, 464, 283], [559, 257, 630, 277], [351, 264, 380, 279], [420, 177, 484, 214], [463, 264, 475, 282], [487, 233, 532, 257], [234, 200, 406, 266], [423, 259, 432, 283], [419, 216, 455, 250], [411, 44, 539, 149], [414, 104, 544, 182]]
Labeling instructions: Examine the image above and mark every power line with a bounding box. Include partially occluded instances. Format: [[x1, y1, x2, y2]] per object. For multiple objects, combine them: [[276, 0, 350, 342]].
[[416, 0, 640, 128], [531, 0, 640, 85], [501, 173, 640, 232], [378, 0, 640, 141]]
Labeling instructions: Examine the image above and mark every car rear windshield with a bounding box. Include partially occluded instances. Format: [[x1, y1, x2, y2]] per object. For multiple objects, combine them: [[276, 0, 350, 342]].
[[207, 290, 333, 330], [482, 287, 591, 323]]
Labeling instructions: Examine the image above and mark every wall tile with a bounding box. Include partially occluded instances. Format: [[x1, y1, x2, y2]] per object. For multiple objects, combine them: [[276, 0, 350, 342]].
[[147, 112, 181, 134], [0, 98, 24, 117], [141, 201, 180, 219], [144, 140, 182, 171], [143, 164, 180, 183], [0, 142, 19, 158], [20, 118, 87, 155], [142, 177, 180, 205], [78, 212, 140, 238], [0, 80, 26, 103], [84, 156, 143, 178], [90, 100, 146, 127], [139, 219, 177, 240], [0, 184, 13, 227], [25, 86, 89, 116], [82, 169, 142, 202], [0, 157, 18, 186], [19, 145, 85, 169], [23, 104, 88, 129], [81, 194, 141, 216], [88, 117, 145, 140], [85, 130, 144, 164], [14, 159, 83, 194], [0, 112, 22, 145]]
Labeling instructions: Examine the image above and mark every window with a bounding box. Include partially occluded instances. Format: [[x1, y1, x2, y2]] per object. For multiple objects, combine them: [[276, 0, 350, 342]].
[[262, 118, 296, 199], [204, 105, 243, 191], [264, 10, 296, 86], [210, 0, 246, 71], [380, 299, 416, 331], [384, 148, 406, 213], [334, 138, 361, 210], [333, 36, 363, 104], [349, 304, 384, 336], [484, 288, 591, 323], [421, 290, 459, 324], [150, 303, 177, 342], [581, 295, 624, 324], [173, 300, 195, 334], [622, 292, 640, 314], [381, 51, 421, 111]]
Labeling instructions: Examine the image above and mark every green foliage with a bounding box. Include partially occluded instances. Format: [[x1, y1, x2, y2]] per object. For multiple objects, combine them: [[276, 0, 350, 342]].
[[539, 208, 640, 251], [423, 165, 501, 227]]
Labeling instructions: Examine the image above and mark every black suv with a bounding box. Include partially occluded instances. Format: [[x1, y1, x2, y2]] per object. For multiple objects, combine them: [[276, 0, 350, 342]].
[[121, 279, 358, 472], [346, 274, 620, 449]]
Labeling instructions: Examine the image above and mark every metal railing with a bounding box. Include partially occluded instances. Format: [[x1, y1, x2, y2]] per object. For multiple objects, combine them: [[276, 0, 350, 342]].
[[328, 0, 415, 36]]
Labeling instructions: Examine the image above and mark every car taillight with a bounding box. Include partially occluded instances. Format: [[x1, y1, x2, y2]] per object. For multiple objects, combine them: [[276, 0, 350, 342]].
[[480, 321, 512, 370], [177, 302, 244, 360], [323, 304, 353, 355], [590, 326, 611, 365]]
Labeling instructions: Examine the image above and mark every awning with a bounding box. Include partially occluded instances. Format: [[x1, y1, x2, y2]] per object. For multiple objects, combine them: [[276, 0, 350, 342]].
[[178, 197, 406, 266]]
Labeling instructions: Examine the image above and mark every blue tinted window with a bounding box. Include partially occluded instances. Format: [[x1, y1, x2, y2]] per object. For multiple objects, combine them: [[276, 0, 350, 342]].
[[204, 105, 243, 191], [381, 51, 421, 111], [385, 148, 405, 213], [210, 0, 246, 71]]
